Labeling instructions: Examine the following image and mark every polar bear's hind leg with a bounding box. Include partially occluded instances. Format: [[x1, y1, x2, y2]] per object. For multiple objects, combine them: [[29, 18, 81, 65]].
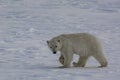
[[93, 53, 108, 67]]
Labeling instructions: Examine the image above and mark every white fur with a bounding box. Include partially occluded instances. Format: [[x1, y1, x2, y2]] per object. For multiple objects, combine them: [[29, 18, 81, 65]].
[[47, 33, 108, 68]]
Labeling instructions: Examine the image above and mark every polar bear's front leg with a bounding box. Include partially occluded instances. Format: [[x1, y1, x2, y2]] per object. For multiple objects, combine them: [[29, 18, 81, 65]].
[[73, 56, 89, 67], [61, 52, 73, 68], [59, 54, 64, 65]]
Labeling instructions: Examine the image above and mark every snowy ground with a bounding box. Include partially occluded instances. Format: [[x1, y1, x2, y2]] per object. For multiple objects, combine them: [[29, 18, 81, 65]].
[[0, 0, 120, 80]]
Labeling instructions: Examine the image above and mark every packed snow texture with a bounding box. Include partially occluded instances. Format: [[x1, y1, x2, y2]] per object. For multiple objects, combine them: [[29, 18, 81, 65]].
[[0, 0, 120, 80]]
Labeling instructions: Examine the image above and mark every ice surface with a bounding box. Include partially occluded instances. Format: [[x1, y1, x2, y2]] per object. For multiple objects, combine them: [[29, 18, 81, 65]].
[[0, 0, 120, 80]]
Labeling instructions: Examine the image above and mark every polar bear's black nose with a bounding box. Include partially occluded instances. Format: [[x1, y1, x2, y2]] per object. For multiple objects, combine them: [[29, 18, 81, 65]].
[[53, 52, 56, 54]]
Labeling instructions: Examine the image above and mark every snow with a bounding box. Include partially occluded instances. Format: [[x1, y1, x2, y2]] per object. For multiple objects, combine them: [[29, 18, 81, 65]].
[[0, 0, 120, 80]]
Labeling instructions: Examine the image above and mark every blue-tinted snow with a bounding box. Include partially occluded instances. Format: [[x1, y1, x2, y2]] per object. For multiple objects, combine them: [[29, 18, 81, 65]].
[[0, 0, 120, 80]]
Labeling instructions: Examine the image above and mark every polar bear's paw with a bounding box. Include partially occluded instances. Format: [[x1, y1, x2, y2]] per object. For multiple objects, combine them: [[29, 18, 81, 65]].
[[59, 55, 64, 65], [73, 62, 79, 67], [73, 62, 85, 67]]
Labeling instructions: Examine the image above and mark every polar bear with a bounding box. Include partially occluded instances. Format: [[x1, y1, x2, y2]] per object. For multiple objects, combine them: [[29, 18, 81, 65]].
[[47, 33, 108, 68]]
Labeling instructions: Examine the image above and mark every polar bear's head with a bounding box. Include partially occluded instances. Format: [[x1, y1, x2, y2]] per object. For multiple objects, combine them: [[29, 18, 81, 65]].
[[47, 38, 62, 54]]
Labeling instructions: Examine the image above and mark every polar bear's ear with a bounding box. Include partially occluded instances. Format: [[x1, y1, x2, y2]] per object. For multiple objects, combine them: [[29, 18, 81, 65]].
[[47, 41, 49, 44]]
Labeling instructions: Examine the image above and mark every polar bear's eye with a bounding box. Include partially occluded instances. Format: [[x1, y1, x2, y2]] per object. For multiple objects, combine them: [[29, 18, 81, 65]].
[[55, 46, 57, 48]]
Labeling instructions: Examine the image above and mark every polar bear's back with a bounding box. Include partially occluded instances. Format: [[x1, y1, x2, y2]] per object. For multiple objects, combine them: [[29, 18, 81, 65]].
[[60, 33, 99, 43]]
